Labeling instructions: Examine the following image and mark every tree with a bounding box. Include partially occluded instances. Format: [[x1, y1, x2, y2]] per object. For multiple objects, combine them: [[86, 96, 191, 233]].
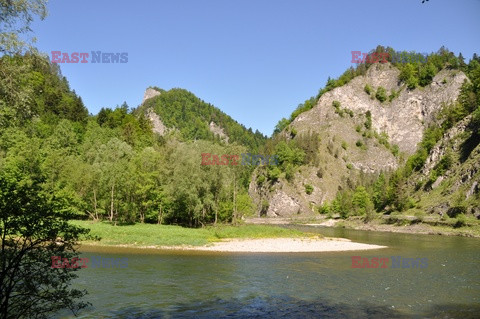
[[352, 186, 373, 216], [0, 147, 90, 318], [273, 118, 289, 135], [0, 0, 48, 54]]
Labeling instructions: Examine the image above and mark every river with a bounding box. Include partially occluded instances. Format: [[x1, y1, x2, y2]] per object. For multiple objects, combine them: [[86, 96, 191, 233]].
[[57, 226, 480, 318]]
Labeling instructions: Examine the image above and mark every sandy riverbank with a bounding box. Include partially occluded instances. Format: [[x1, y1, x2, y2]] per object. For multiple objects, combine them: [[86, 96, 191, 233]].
[[171, 237, 386, 253]]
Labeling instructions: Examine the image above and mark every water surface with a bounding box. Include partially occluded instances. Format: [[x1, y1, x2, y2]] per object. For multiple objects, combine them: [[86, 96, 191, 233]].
[[57, 226, 480, 318]]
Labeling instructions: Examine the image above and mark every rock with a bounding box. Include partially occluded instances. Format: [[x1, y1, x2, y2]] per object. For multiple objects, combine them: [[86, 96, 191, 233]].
[[466, 181, 478, 199], [142, 88, 161, 104], [432, 203, 449, 217], [146, 109, 167, 136], [209, 121, 229, 143], [266, 190, 301, 217], [472, 207, 480, 220]]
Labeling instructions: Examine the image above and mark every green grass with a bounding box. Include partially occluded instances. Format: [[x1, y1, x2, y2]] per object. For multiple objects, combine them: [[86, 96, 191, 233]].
[[70, 220, 307, 247]]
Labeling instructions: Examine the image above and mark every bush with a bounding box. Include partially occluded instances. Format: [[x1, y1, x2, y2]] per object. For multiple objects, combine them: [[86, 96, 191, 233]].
[[454, 213, 467, 228], [391, 144, 399, 157], [364, 111, 372, 129], [341, 141, 348, 150], [376, 87, 387, 102], [267, 166, 281, 182], [318, 203, 331, 215], [316, 167, 324, 178], [305, 184, 314, 195], [389, 89, 399, 102], [257, 174, 266, 185], [364, 84, 372, 95], [355, 140, 366, 150]]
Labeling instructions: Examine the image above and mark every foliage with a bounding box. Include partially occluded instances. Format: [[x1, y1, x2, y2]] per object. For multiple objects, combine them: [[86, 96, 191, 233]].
[[364, 111, 372, 129], [304, 184, 314, 195], [142, 88, 266, 152], [389, 89, 399, 102], [352, 186, 373, 216], [364, 84, 372, 95], [375, 87, 387, 102], [0, 146, 91, 318], [0, 0, 48, 54]]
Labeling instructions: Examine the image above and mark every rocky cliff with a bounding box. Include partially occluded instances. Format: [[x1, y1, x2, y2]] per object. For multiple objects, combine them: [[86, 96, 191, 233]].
[[249, 62, 471, 217]]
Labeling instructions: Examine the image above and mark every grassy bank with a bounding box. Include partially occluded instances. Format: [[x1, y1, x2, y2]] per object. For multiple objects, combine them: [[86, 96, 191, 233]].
[[70, 220, 308, 247]]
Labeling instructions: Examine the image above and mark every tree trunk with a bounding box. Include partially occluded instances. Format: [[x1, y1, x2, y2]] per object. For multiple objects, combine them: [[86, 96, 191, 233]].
[[158, 205, 163, 225], [110, 183, 115, 223], [93, 189, 98, 221]]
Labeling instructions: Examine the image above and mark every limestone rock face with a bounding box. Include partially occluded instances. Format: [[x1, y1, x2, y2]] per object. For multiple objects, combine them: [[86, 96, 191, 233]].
[[209, 121, 229, 143], [291, 64, 467, 154], [249, 64, 470, 217], [146, 109, 168, 136], [142, 88, 161, 104]]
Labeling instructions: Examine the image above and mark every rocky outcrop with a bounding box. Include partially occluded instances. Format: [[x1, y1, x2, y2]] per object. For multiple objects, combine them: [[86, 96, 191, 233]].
[[291, 64, 467, 154], [249, 64, 470, 217], [209, 121, 229, 143], [142, 88, 161, 104], [146, 109, 168, 136]]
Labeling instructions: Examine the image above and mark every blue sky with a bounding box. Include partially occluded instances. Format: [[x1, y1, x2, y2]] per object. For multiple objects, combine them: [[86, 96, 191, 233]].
[[31, 0, 480, 136]]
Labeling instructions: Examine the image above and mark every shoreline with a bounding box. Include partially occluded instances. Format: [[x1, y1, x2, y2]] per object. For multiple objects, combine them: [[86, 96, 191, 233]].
[[78, 236, 387, 253], [245, 217, 480, 238]]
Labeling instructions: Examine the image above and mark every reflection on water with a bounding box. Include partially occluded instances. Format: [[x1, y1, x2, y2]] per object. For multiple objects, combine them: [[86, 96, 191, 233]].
[[57, 226, 480, 318]]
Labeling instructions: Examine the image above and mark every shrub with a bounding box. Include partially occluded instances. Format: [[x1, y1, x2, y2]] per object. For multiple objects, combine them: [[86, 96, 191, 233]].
[[389, 89, 399, 102], [454, 213, 467, 228], [318, 203, 331, 215], [257, 175, 266, 185], [355, 140, 366, 150], [316, 167, 324, 178], [341, 141, 348, 150], [346, 163, 353, 170], [364, 111, 372, 129], [376, 87, 387, 102], [267, 166, 281, 181], [285, 163, 295, 182], [391, 144, 399, 157], [364, 84, 372, 95], [305, 184, 314, 195]]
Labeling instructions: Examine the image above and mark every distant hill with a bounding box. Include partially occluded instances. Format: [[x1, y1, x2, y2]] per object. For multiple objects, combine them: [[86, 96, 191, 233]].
[[139, 87, 267, 152]]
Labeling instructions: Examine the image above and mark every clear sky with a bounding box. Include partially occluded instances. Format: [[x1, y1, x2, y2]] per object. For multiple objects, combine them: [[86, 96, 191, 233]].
[[31, 0, 480, 136]]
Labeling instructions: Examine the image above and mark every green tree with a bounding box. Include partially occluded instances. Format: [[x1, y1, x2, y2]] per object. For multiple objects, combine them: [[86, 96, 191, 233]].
[[352, 186, 373, 216], [0, 146, 90, 318], [0, 0, 48, 54]]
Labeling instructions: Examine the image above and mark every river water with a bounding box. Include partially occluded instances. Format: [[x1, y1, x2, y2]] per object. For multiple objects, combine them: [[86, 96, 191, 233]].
[[57, 226, 480, 318]]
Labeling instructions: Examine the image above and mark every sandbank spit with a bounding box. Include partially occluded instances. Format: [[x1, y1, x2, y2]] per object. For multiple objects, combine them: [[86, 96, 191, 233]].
[[169, 237, 386, 253]]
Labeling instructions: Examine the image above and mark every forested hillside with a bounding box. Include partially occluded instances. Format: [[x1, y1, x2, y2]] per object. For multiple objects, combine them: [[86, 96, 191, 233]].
[[0, 54, 257, 227], [1, 46, 478, 229], [140, 87, 267, 152]]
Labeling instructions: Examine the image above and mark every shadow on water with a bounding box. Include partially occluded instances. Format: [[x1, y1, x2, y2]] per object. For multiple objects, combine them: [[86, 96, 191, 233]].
[[87, 296, 480, 319]]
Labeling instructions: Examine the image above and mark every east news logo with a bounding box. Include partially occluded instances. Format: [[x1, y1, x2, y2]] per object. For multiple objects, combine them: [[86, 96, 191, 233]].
[[351, 256, 428, 268], [50, 51, 128, 63]]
